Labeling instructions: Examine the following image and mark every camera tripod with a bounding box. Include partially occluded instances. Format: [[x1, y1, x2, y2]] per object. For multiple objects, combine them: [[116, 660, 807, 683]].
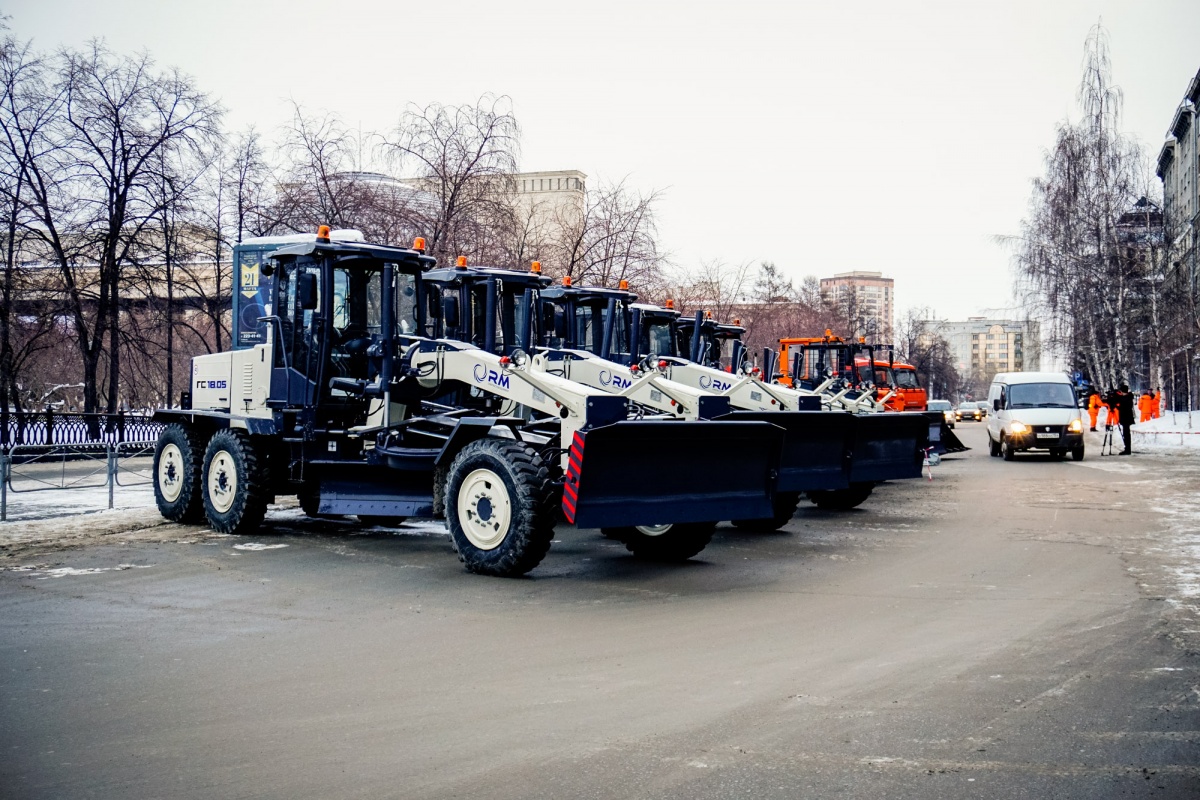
[[1101, 422, 1122, 456]]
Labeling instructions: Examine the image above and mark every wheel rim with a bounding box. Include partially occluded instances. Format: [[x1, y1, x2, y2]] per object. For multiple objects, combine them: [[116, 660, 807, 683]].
[[457, 468, 513, 550], [635, 524, 673, 537], [207, 450, 238, 514], [159, 443, 184, 503]]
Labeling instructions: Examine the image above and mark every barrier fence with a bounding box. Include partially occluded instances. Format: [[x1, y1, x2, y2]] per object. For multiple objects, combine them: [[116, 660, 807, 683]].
[[0, 440, 160, 522], [0, 411, 164, 520]]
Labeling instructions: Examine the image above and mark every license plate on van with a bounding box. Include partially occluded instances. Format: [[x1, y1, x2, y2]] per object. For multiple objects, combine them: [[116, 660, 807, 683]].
[[1036, 433, 1056, 439]]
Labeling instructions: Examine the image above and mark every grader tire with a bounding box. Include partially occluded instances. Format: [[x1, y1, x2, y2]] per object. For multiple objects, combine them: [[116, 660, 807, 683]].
[[808, 482, 874, 511], [202, 429, 269, 536], [153, 424, 207, 523], [604, 522, 716, 562], [732, 492, 802, 532], [444, 438, 556, 577]]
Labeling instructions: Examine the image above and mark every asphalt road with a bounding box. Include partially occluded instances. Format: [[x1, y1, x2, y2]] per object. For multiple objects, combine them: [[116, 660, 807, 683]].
[[2, 424, 1198, 799]]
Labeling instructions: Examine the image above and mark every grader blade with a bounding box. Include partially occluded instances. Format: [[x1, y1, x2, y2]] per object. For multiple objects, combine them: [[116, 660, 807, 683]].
[[847, 413, 929, 483], [923, 411, 969, 454], [564, 420, 783, 529], [720, 410, 852, 492]]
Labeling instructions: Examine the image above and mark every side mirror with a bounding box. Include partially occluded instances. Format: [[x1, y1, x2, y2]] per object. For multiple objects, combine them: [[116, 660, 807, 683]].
[[993, 399, 1001, 412], [298, 272, 318, 310], [442, 295, 460, 330]]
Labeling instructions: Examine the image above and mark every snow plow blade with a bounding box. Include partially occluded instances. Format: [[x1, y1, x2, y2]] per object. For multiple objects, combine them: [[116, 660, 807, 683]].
[[720, 411, 852, 492], [564, 420, 783, 529], [925, 412, 969, 454], [847, 413, 929, 483]]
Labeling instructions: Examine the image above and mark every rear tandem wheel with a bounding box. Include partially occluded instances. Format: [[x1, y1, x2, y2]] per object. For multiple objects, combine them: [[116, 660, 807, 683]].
[[153, 423, 207, 523], [201, 429, 269, 535]]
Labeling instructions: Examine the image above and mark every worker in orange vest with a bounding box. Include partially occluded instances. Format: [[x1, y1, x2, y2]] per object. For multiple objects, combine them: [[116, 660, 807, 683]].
[[1087, 390, 1102, 431], [1104, 389, 1119, 429], [1138, 391, 1153, 423]]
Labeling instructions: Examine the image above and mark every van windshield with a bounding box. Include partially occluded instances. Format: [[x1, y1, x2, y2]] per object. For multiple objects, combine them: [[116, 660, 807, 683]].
[[1008, 382, 1077, 409]]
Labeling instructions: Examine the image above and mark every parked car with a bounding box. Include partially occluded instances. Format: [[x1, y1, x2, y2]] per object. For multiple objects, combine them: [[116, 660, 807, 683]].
[[928, 399, 954, 428], [955, 402, 984, 422]]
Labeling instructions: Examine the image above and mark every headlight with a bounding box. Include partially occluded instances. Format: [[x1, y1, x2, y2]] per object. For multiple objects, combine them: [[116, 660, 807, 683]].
[[1010, 421, 1028, 434], [1068, 419, 1082, 433]]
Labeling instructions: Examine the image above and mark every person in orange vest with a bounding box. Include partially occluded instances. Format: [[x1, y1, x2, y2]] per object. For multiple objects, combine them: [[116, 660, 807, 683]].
[[1104, 389, 1119, 429], [1150, 391, 1161, 419], [1087, 389, 1102, 431], [1138, 390, 1153, 423]]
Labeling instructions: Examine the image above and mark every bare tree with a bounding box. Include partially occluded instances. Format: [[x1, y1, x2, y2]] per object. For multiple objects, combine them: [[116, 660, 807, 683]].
[[385, 95, 520, 262], [11, 43, 222, 413], [1011, 24, 1162, 391], [0, 31, 58, 425], [551, 178, 667, 288]]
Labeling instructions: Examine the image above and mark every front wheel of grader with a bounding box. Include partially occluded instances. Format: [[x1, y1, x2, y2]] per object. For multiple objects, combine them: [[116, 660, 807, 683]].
[[731, 492, 802, 533], [444, 438, 557, 577], [602, 522, 717, 562], [807, 482, 874, 511]]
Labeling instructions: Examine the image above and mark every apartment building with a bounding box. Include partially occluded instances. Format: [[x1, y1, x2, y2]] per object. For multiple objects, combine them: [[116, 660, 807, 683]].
[[818, 271, 894, 340]]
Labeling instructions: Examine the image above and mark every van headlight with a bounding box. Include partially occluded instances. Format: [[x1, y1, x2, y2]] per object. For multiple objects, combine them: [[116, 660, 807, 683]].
[[1068, 419, 1083, 433], [1010, 421, 1028, 434]]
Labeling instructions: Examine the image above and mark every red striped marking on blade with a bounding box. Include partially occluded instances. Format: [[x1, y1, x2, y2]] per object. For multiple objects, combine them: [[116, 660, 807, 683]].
[[563, 431, 585, 523]]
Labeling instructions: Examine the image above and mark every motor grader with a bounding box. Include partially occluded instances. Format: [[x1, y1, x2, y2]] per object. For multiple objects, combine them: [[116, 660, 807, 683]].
[[534, 281, 933, 520], [150, 234, 786, 576]]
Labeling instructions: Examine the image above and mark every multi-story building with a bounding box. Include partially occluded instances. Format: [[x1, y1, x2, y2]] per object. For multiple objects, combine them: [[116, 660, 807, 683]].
[[1156, 67, 1200, 411], [923, 317, 1041, 393], [818, 271, 894, 341], [511, 169, 587, 239]]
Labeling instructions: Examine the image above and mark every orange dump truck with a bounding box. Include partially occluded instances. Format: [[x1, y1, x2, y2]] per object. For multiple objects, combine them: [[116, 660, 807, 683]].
[[777, 334, 926, 412]]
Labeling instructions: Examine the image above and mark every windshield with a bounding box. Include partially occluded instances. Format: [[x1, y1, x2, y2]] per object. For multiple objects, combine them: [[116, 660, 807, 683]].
[[928, 400, 951, 411], [642, 320, 674, 357], [894, 368, 920, 389], [574, 304, 602, 352], [1007, 382, 1078, 409]]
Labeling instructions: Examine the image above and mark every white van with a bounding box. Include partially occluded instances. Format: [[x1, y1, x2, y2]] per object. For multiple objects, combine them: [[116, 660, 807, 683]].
[[986, 372, 1085, 461]]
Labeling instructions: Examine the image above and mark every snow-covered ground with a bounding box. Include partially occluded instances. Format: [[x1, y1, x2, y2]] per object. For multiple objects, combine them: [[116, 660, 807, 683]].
[[1131, 411, 1200, 451]]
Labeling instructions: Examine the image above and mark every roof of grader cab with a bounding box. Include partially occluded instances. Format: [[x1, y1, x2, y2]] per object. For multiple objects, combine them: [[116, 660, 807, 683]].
[[540, 284, 637, 304], [268, 239, 436, 270], [423, 264, 551, 288], [677, 316, 746, 339]]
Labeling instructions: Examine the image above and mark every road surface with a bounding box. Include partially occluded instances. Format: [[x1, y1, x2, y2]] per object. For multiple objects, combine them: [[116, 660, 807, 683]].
[[1, 424, 1198, 798]]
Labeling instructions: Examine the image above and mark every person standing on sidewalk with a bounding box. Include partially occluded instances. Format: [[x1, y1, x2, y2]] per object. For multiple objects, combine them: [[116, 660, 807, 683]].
[[1087, 389, 1102, 431], [1113, 384, 1135, 455]]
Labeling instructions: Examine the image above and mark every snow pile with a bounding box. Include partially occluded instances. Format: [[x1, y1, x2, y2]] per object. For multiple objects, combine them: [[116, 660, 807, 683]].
[[1133, 412, 1200, 451]]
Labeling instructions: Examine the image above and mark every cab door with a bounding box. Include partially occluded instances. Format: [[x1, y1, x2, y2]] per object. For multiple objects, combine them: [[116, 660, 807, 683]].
[[272, 259, 325, 407]]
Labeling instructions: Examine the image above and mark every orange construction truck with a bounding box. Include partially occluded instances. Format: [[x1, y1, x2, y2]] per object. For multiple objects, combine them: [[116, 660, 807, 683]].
[[777, 333, 927, 412]]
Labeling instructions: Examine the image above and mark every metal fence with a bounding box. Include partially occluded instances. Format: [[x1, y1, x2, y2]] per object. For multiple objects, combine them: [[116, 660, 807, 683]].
[[0, 440, 159, 522], [1, 411, 163, 448]]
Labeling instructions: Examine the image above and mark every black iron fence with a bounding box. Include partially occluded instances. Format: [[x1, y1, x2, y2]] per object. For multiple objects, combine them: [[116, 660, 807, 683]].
[[1, 411, 163, 448]]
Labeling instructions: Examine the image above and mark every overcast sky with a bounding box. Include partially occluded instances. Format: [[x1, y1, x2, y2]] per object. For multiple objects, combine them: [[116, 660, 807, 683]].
[[8, 0, 1200, 322]]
